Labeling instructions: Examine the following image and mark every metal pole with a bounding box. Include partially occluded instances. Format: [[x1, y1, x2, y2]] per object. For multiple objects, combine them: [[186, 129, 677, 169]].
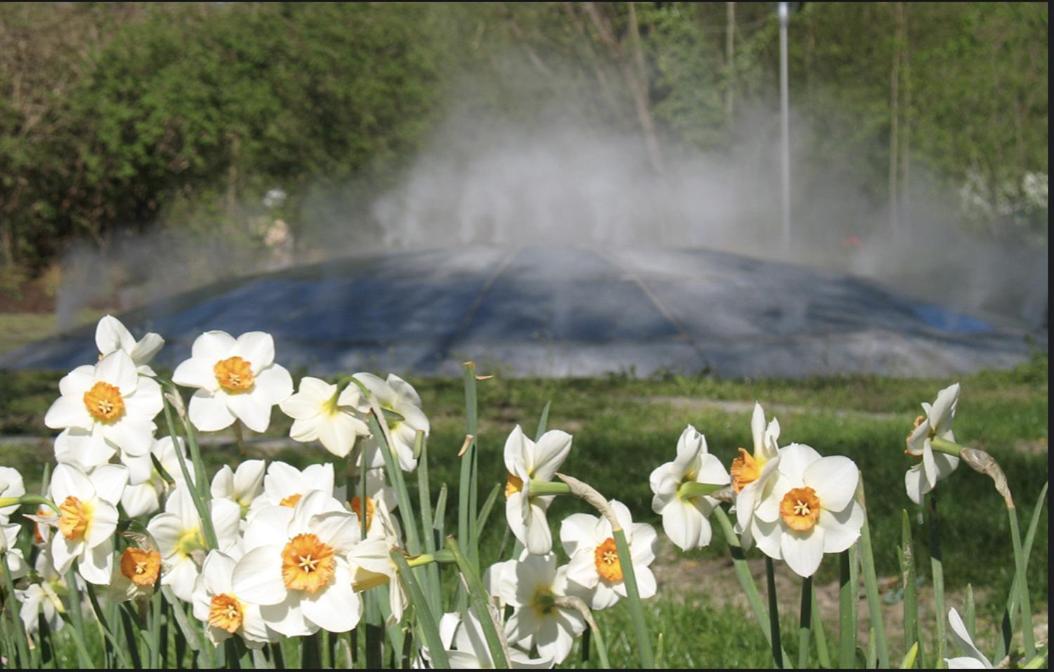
[[778, 2, 791, 251]]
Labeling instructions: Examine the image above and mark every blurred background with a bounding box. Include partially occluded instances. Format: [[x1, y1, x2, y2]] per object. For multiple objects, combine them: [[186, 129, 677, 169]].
[[0, 2, 1047, 350]]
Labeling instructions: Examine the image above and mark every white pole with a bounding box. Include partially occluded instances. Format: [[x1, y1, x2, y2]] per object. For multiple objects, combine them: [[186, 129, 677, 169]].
[[778, 2, 791, 251]]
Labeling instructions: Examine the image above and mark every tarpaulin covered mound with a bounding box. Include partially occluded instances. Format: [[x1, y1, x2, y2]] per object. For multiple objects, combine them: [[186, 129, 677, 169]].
[[2, 246, 1041, 378]]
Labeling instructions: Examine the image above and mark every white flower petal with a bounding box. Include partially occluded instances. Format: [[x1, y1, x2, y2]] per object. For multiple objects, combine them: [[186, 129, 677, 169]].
[[818, 502, 864, 553], [173, 357, 220, 392], [188, 391, 236, 432], [777, 443, 822, 482], [529, 430, 572, 481], [661, 500, 705, 551], [301, 563, 361, 632], [232, 546, 288, 605], [234, 332, 276, 372], [804, 456, 859, 513], [44, 396, 93, 431], [780, 528, 826, 578]]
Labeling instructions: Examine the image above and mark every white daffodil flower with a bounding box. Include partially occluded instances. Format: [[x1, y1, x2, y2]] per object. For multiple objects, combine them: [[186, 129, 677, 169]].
[[211, 459, 267, 517], [649, 425, 730, 551], [346, 499, 406, 622], [417, 607, 554, 669], [45, 351, 163, 469], [945, 607, 993, 669], [247, 462, 334, 515], [15, 582, 65, 638], [905, 383, 961, 505], [0, 466, 25, 523], [341, 468, 398, 539], [46, 463, 128, 584], [503, 425, 573, 556], [147, 484, 241, 602], [232, 490, 363, 636], [560, 499, 658, 610], [280, 377, 371, 458], [172, 331, 293, 433], [750, 444, 864, 578], [121, 436, 194, 518], [499, 552, 586, 665], [352, 373, 429, 472], [95, 315, 164, 375], [192, 550, 275, 649], [109, 545, 163, 603], [732, 403, 786, 549], [1, 522, 28, 579]]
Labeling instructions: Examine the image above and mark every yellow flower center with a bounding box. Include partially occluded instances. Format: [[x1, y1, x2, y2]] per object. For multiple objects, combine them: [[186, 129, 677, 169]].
[[120, 547, 161, 587], [730, 448, 765, 493], [350, 496, 376, 532], [214, 356, 254, 394], [779, 487, 822, 532], [58, 496, 92, 541], [175, 528, 206, 558], [504, 473, 523, 499], [83, 381, 125, 423], [281, 533, 336, 594], [322, 391, 341, 416], [208, 594, 244, 634], [594, 537, 623, 584], [280, 493, 303, 508], [530, 585, 557, 617]]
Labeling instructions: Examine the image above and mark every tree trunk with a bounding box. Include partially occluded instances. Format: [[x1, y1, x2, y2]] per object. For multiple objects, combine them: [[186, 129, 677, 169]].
[[899, 3, 911, 234], [725, 2, 735, 124], [626, 2, 663, 174], [889, 2, 904, 238]]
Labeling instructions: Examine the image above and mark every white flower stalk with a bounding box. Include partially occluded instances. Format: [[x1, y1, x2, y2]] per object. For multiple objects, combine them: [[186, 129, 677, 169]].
[[95, 315, 164, 374], [121, 436, 194, 518], [248, 462, 334, 515], [419, 608, 554, 669], [172, 330, 294, 433], [503, 425, 573, 555], [560, 499, 658, 610], [15, 582, 65, 638], [498, 552, 586, 664], [45, 351, 163, 470], [280, 377, 371, 458], [905, 383, 961, 505], [353, 372, 429, 472], [945, 607, 993, 669], [147, 484, 241, 602], [109, 545, 163, 603], [0, 466, 25, 522], [232, 490, 363, 636], [46, 463, 128, 584], [192, 550, 275, 648], [649, 425, 730, 551], [211, 459, 266, 516], [750, 444, 864, 578], [1, 522, 28, 579]]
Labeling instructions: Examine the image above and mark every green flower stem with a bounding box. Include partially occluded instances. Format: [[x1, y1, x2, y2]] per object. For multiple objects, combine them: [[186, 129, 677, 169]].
[[766, 557, 784, 669], [63, 568, 94, 669], [997, 481, 1047, 661], [929, 437, 962, 457], [613, 527, 654, 669], [964, 584, 976, 639], [900, 510, 920, 666], [534, 401, 551, 440], [1007, 502, 1035, 657], [459, 362, 480, 570], [712, 507, 794, 667], [926, 493, 945, 668], [857, 484, 890, 668], [811, 584, 832, 668], [84, 582, 131, 667], [900, 642, 919, 669], [838, 550, 856, 669], [798, 576, 812, 669], [527, 480, 571, 496], [676, 481, 726, 499], [161, 393, 219, 550], [1, 553, 31, 667], [118, 604, 143, 669], [0, 494, 59, 513], [415, 431, 443, 618], [446, 536, 509, 669], [391, 549, 449, 669], [366, 411, 422, 555]]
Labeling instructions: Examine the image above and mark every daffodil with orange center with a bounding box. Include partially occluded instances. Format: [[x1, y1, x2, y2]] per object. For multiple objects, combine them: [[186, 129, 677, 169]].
[[649, 425, 730, 551], [733, 403, 789, 552], [120, 547, 162, 588], [559, 498, 658, 610], [503, 425, 573, 555], [498, 551, 586, 665], [351, 372, 429, 472], [192, 551, 275, 648], [749, 444, 864, 578], [248, 461, 335, 516], [172, 330, 293, 433], [279, 377, 371, 458], [904, 383, 961, 505], [46, 464, 128, 585], [45, 350, 163, 475], [232, 490, 363, 637]]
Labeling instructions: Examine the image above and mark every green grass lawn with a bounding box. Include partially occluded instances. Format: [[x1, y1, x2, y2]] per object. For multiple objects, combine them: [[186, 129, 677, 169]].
[[0, 354, 1046, 667]]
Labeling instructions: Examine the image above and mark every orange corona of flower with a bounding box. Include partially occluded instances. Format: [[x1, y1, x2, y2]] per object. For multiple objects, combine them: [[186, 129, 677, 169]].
[[120, 547, 161, 587], [208, 594, 244, 634], [83, 381, 125, 423], [505, 473, 523, 499], [730, 448, 762, 493], [594, 537, 623, 584], [280, 493, 303, 508], [779, 487, 822, 532], [214, 356, 255, 394], [350, 496, 375, 532], [281, 533, 336, 594], [58, 496, 91, 541]]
